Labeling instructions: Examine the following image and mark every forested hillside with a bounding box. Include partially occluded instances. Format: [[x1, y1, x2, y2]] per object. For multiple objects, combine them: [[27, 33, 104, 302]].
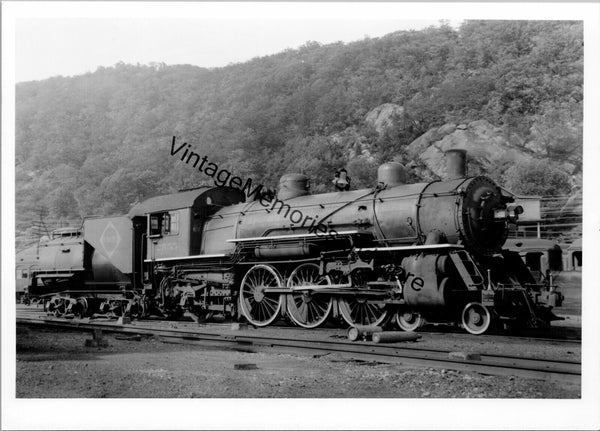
[[15, 20, 583, 245]]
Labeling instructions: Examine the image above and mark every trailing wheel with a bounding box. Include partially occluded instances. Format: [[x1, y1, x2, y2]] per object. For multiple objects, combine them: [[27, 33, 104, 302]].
[[239, 264, 283, 327], [461, 302, 491, 335], [395, 309, 424, 332], [338, 296, 388, 327], [286, 263, 333, 329], [190, 307, 214, 323]]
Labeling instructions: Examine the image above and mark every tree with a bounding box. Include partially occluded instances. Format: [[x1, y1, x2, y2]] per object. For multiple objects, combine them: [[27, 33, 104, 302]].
[[14, 20, 583, 237], [528, 101, 583, 166], [503, 160, 571, 196]]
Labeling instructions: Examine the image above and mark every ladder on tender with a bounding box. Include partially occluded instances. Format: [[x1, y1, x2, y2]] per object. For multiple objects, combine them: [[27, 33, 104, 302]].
[[449, 250, 485, 291]]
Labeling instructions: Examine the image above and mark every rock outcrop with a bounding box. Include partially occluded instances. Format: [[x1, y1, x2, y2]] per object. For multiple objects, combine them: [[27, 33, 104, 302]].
[[406, 120, 535, 179], [364, 103, 407, 136]]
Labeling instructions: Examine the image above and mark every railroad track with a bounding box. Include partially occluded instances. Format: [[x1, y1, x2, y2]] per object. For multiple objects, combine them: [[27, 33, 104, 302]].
[[16, 313, 581, 384], [16, 304, 582, 343], [418, 327, 582, 344]]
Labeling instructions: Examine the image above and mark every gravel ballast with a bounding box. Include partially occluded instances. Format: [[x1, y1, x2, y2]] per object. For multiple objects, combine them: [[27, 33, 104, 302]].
[[16, 326, 580, 398]]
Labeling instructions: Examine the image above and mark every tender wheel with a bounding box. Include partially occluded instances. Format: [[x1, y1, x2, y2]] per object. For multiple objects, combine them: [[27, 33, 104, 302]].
[[239, 264, 283, 327], [130, 296, 148, 319], [68, 297, 88, 318], [461, 302, 491, 335], [286, 263, 333, 329], [338, 296, 388, 327], [395, 309, 423, 332], [46, 296, 66, 316]]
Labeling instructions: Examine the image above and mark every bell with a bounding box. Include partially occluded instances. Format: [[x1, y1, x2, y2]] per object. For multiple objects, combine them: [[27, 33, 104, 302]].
[[333, 169, 351, 191]]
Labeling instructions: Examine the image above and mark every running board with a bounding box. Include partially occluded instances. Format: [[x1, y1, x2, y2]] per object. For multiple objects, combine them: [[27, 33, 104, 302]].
[[263, 284, 389, 296], [227, 230, 361, 243], [355, 244, 464, 253]]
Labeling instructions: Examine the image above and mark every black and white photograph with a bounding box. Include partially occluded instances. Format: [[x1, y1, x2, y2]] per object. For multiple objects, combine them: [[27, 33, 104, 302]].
[[2, 2, 599, 430]]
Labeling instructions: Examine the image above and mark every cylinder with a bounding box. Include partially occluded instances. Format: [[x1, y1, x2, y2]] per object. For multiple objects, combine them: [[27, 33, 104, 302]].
[[347, 325, 383, 341], [372, 331, 422, 343], [377, 162, 406, 188], [278, 173, 310, 200], [401, 254, 448, 307], [436, 255, 452, 274], [445, 149, 467, 179]]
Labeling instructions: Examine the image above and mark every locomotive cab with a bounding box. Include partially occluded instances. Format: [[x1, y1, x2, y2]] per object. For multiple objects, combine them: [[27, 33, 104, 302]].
[[128, 186, 246, 262], [127, 186, 246, 319]]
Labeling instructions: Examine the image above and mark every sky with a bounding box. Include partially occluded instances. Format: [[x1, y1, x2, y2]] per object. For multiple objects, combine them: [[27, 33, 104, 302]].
[[16, 16, 457, 83]]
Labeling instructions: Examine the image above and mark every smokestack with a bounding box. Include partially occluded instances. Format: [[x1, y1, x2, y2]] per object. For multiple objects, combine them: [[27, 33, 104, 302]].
[[445, 149, 467, 179]]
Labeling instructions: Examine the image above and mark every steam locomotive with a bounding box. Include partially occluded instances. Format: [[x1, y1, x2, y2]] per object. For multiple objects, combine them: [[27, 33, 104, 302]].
[[21, 149, 562, 334]]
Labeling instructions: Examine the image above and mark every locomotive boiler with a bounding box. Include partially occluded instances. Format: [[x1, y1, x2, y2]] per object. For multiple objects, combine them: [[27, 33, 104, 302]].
[[23, 149, 562, 334]]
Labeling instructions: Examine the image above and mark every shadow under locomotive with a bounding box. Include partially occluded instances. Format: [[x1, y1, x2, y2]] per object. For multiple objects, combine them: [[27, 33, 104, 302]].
[[22, 149, 563, 335]]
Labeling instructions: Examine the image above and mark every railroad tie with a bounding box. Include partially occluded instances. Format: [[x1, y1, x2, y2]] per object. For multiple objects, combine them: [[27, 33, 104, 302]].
[[234, 363, 258, 370], [85, 328, 109, 347], [448, 351, 481, 361]]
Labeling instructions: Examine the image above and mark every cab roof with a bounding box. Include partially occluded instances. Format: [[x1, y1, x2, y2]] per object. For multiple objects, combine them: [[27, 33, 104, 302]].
[[128, 187, 245, 217]]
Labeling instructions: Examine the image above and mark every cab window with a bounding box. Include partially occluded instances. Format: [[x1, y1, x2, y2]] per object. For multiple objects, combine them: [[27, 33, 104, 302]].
[[162, 213, 171, 234], [169, 212, 179, 235], [149, 213, 163, 236], [150, 212, 179, 236]]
